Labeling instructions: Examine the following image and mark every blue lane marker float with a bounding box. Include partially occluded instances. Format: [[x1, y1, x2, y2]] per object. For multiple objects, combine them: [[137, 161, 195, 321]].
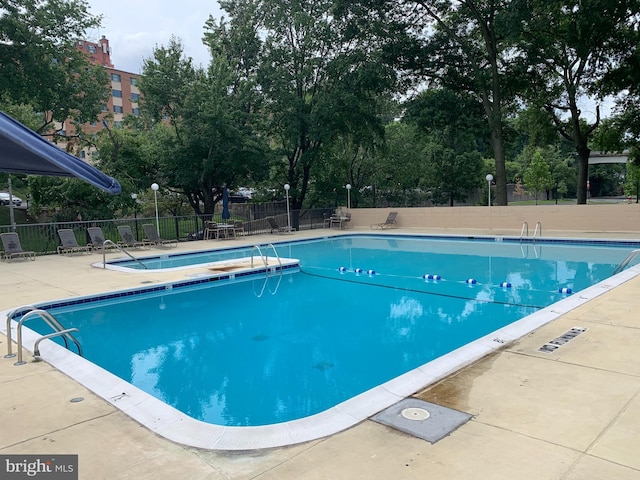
[[466, 278, 477, 285], [338, 267, 376, 276], [422, 273, 442, 281], [500, 281, 512, 288], [558, 287, 573, 294]]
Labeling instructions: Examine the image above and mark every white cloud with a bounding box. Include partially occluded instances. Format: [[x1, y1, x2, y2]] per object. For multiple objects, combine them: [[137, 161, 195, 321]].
[[85, 0, 224, 73]]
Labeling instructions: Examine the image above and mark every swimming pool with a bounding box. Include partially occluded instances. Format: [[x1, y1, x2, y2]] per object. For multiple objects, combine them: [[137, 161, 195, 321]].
[[5, 234, 640, 449]]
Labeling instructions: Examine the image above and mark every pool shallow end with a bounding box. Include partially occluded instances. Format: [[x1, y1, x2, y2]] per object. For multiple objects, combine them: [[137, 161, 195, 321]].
[[3, 263, 638, 450]]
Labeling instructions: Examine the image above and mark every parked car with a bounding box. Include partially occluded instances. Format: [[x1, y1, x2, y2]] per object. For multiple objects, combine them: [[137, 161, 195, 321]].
[[0, 192, 22, 206]]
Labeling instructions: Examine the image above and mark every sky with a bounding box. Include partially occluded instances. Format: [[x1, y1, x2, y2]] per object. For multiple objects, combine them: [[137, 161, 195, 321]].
[[84, 0, 224, 74]]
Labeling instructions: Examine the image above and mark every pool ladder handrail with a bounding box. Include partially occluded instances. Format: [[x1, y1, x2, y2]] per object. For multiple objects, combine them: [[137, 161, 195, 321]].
[[533, 221, 542, 241], [4, 306, 83, 365], [613, 249, 640, 275], [520, 222, 528, 241], [520, 221, 542, 242], [250, 244, 282, 270], [250, 244, 284, 297], [102, 239, 148, 269]]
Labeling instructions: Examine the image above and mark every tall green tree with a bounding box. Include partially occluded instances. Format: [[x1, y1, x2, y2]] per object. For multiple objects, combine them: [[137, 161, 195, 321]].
[[405, 89, 486, 205], [396, 0, 528, 206], [518, 0, 640, 204], [248, 0, 397, 212], [138, 38, 268, 215], [523, 149, 554, 203], [0, 0, 108, 135]]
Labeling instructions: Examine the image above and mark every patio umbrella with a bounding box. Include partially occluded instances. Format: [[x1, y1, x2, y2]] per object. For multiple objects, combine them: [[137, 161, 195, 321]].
[[222, 186, 231, 221], [0, 111, 121, 194]]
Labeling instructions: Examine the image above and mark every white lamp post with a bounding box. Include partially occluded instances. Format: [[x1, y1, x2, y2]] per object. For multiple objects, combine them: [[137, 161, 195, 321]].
[[151, 183, 160, 235], [284, 183, 291, 233], [485, 174, 494, 207], [346, 183, 352, 209]]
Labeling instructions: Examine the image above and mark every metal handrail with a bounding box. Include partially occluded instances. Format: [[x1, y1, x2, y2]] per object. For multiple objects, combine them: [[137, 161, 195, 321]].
[[520, 222, 528, 241], [533, 222, 542, 242], [102, 239, 148, 269], [250, 244, 283, 270], [263, 243, 283, 270], [11, 309, 82, 365], [4, 305, 38, 357], [613, 249, 640, 275], [32, 328, 80, 362], [250, 245, 265, 267]]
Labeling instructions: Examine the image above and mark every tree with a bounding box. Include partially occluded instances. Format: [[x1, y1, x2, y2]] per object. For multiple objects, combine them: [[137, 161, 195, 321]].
[[518, 0, 640, 203], [0, 0, 109, 135], [251, 0, 397, 214], [395, 0, 529, 205], [138, 38, 268, 215], [523, 149, 554, 203], [405, 89, 486, 205]]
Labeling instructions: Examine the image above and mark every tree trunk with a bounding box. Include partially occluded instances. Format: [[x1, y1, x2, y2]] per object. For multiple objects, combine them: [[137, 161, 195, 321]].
[[576, 147, 590, 205], [489, 124, 508, 206]]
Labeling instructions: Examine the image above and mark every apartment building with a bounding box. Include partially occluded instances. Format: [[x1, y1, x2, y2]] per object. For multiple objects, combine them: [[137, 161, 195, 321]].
[[59, 36, 141, 159]]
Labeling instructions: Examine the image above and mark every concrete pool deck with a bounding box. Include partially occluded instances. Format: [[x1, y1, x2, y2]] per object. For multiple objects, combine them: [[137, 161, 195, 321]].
[[1, 227, 640, 479]]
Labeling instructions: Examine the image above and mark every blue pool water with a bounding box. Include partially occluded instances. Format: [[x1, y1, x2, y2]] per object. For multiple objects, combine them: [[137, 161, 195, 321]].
[[29, 235, 636, 426]]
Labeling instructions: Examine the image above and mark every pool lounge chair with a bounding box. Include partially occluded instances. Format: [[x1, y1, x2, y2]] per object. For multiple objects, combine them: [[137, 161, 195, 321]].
[[86, 226, 117, 253], [0, 232, 35, 261], [142, 224, 178, 247], [267, 216, 290, 234], [57, 229, 91, 255], [117, 225, 150, 249], [371, 211, 398, 229]]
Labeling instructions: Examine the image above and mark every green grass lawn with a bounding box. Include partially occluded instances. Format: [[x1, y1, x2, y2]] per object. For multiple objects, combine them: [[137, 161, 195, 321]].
[[0, 206, 30, 226]]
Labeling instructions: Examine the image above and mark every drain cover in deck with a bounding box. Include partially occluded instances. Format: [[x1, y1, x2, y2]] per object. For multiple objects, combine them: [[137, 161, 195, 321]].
[[372, 398, 472, 443]]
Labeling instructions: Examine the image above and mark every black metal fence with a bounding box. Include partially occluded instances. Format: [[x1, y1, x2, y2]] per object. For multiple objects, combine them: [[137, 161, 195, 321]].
[[0, 207, 335, 256]]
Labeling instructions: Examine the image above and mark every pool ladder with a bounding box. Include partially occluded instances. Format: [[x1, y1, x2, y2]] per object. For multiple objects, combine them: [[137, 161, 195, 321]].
[[613, 249, 640, 275], [102, 240, 148, 269], [250, 244, 284, 297], [250, 243, 282, 270], [4, 305, 83, 366], [520, 222, 542, 242]]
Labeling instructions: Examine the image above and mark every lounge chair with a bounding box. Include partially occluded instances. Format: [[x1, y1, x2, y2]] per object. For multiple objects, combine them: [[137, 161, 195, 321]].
[[57, 229, 91, 255], [86, 226, 117, 253], [371, 211, 398, 229], [142, 224, 178, 247], [0, 232, 35, 261], [117, 225, 150, 249], [267, 216, 290, 234]]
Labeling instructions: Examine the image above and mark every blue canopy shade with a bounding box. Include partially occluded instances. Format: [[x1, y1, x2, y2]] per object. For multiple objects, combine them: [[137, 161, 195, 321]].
[[222, 186, 231, 220], [0, 111, 121, 194]]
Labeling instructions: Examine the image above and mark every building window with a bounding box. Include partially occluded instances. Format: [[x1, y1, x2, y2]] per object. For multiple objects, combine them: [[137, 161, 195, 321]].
[[79, 150, 86, 159], [101, 104, 108, 112], [87, 45, 96, 53], [131, 93, 140, 102], [130, 77, 138, 86], [132, 108, 140, 116], [114, 121, 124, 128], [112, 89, 122, 98], [111, 73, 121, 82], [113, 105, 123, 113]]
